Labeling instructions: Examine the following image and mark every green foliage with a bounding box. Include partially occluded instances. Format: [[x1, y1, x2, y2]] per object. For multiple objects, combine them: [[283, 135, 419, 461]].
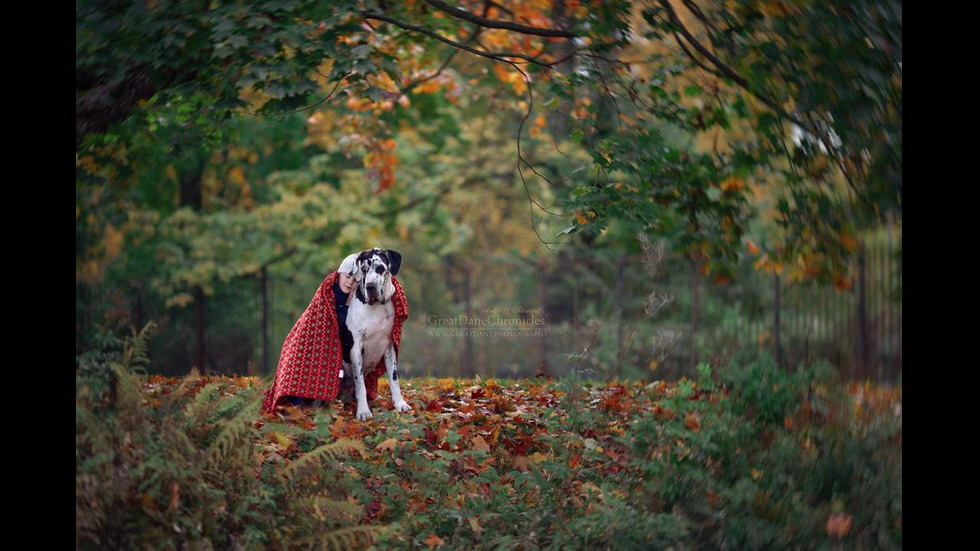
[[722, 354, 804, 425], [75, 331, 393, 548], [281, 438, 365, 481], [79, 344, 900, 548]]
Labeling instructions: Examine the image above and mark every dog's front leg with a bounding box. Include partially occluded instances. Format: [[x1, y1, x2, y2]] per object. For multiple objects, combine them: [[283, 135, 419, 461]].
[[350, 337, 372, 421], [385, 345, 411, 413]]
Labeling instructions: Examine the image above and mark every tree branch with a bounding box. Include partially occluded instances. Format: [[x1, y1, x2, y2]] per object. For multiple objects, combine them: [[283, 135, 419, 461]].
[[423, 0, 577, 38], [362, 12, 562, 67], [398, 0, 495, 96], [656, 0, 820, 137], [400, 44, 462, 95]]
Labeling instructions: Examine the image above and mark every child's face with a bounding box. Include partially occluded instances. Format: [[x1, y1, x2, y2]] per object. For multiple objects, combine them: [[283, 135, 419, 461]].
[[338, 272, 357, 294]]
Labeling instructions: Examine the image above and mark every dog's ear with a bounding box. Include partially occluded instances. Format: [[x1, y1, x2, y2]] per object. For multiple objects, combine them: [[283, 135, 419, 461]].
[[386, 250, 402, 276]]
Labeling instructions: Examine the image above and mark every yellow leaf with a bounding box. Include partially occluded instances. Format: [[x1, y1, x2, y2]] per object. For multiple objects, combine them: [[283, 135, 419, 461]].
[[272, 432, 291, 448], [468, 517, 483, 534], [648, 360, 659, 371], [751, 468, 763, 480], [229, 166, 246, 186]]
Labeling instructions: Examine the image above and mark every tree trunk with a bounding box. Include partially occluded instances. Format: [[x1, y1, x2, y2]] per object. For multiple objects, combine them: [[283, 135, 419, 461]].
[[691, 259, 700, 369], [261, 267, 270, 375], [195, 286, 207, 373], [180, 155, 206, 373], [773, 272, 782, 369]]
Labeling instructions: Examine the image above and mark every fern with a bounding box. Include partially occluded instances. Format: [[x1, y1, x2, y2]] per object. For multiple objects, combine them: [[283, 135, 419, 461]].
[[122, 321, 156, 373], [183, 381, 223, 424], [205, 396, 261, 468], [110, 362, 146, 432], [292, 523, 395, 551], [281, 438, 365, 482], [293, 496, 364, 520]]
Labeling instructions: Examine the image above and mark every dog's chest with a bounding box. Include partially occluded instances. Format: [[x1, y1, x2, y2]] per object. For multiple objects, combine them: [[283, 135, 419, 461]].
[[347, 300, 395, 368]]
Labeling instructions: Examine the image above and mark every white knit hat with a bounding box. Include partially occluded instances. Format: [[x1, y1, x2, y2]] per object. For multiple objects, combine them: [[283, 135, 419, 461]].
[[337, 253, 358, 275]]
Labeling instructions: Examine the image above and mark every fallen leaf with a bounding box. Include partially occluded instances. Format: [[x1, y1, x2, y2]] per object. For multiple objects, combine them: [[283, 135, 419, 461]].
[[168, 483, 179, 512], [424, 534, 445, 548], [584, 438, 604, 454], [512, 455, 531, 471], [472, 436, 491, 453], [425, 400, 444, 413], [376, 438, 398, 455], [272, 432, 291, 448], [468, 517, 483, 535], [826, 512, 853, 538]]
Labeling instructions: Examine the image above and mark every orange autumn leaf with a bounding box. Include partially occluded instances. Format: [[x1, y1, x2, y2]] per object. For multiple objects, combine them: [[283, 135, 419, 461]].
[[376, 438, 399, 455], [839, 231, 859, 252], [721, 176, 744, 192], [167, 483, 180, 512], [471, 435, 491, 453], [826, 512, 853, 539], [684, 411, 701, 431], [746, 240, 760, 255], [424, 534, 445, 548]]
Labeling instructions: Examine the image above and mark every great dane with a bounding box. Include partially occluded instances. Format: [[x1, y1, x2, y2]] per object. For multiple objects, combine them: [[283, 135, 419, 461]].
[[344, 248, 411, 421]]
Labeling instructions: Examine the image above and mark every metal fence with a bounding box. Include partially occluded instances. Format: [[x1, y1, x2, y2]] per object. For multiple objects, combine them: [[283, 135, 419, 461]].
[[78, 243, 900, 381], [254, 246, 901, 381]]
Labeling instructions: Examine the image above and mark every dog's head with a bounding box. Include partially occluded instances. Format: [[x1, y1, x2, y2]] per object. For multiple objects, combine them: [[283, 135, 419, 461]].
[[353, 248, 402, 305]]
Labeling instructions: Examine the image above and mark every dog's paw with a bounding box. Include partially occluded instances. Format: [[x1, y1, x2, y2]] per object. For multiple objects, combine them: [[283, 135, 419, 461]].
[[394, 400, 412, 413], [356, 408, 374, 421]]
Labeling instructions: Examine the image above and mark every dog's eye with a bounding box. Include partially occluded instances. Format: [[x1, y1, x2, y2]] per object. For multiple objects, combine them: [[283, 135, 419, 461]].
[[375, 266, 386, 275]]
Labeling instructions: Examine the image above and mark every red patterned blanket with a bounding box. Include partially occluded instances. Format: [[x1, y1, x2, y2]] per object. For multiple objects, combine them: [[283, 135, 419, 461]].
[[261, 271, 408, 413]]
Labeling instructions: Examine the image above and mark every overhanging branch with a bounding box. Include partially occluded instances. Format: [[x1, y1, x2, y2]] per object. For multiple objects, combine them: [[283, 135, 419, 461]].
[[424, 0, 577, 38], [362, 11, 561, 67], [656, 0, 819, 137]]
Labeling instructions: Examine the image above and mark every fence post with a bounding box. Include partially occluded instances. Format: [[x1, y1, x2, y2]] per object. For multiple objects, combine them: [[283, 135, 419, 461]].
[[195, 286, 207, 373], [616, 253, 626, 356], [857, 244, 870, 378], [538, 257, 552, 377], [261, 267, 270, 375], [773, 272, 782, 369], [463, 262, 473, 378], [691, 259, 700, 368]]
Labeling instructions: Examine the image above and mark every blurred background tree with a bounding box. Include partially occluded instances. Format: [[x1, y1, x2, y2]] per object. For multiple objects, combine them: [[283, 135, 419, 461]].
[[77, 0, 901, 379]]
